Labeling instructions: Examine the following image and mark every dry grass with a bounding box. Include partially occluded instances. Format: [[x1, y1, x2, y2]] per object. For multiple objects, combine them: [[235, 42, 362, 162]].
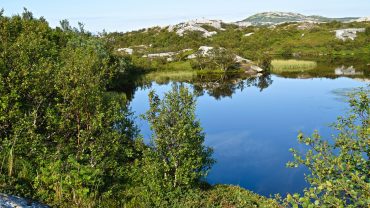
[[271, 59, 317, 73], [144, 71, 196, 83]]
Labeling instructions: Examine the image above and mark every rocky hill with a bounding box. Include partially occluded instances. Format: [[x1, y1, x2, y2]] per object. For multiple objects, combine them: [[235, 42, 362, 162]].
[[167, 18, 225, 37], [236, 12, 359, 26]]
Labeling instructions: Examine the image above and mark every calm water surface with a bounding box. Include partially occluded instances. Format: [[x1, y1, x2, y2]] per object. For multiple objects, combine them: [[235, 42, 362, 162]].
[[128, 72, 368, 196]]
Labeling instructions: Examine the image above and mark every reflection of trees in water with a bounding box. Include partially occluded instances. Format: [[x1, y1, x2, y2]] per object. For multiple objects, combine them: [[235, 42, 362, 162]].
[[109, 72, 154, 101], [192, 74, 273, 100], [273, 57, 370, 79], [114, 72, 273, 101]]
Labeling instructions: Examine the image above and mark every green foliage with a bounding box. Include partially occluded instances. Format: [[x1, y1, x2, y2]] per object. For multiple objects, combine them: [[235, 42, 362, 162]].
[[0, 9, 139, 207], [365, 26, 370, 36], [256, 52, 272, 71], [284, 87, 370, 207], [129, 85, 215, 207], [280, 45, 294, 58], [190, 47, 237, 71], [209, 48, 238, 71]]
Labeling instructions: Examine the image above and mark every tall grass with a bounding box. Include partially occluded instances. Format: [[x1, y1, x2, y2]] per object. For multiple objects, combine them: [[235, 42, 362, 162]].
[[165, 61, 193, 71], [144, 71, 196, 83], [271, 59, 317, 73]]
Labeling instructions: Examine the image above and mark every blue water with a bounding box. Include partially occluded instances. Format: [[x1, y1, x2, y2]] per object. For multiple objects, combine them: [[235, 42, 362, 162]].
[[129, 75, 368, 196]]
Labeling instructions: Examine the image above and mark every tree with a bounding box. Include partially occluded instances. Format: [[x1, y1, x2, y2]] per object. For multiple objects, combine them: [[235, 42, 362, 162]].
[[59, 19, 72, 31], [132, 85, 214, 206], [285, 87, 370, 207], [209, 48, 237, 71], [256, 52, 272, 72], [0, 12, 139, 207], [190, 47, 237, 71], [191, 52, 211, 70], [21, 8, 33, 20], [365, 26, 370, 36]]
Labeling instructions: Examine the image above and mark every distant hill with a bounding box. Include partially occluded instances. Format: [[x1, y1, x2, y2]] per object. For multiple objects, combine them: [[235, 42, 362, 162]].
[[236, 12, 359, 26]]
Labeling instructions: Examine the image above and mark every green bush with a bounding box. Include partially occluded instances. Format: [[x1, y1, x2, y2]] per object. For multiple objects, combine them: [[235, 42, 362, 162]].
[[285, 87, 370, 207]]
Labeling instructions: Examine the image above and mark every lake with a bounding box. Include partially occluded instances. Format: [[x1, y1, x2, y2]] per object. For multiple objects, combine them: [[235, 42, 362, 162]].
[[124, 59, 369, 197]]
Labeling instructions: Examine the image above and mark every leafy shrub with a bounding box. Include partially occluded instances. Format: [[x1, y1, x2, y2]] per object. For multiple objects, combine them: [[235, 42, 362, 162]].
[[285, 87, 370, 207]]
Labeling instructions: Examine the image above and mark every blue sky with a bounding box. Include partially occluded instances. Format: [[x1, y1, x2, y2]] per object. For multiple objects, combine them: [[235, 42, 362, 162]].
[[1, 0, 370, 32]]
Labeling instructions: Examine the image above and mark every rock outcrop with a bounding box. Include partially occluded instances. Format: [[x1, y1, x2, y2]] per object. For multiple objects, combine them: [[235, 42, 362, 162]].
[[235, 12, 358, 26], [353, 16, 370, 22], [244, 32, 254, 37], [187, 46, 264, 73], [168, 19, 224, 38], [187, 46, 214, 59], [117, 48, 133, 55], [142, 49, 193, 62], [334, 66, 363, 75], [0, 193, 48, 208], [334, 28, 365, 41]]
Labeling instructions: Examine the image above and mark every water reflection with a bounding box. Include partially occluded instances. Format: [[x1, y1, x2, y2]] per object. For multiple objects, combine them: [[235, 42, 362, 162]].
[[192, 74, 273, 100], [119, 72, 274, 101], [114, 57, 369, 102], [129, 75, 368, 196], [124, 57, 369, 197], [271, 56, 370, 79], [334, 65, 364, 76]]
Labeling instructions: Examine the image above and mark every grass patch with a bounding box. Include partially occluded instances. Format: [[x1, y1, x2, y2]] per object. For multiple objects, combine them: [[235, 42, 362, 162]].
[[165, 61, 193, 71], [196, 69, 245, 75], [271, 59, 317, 73], [144, 70, 196, 83]]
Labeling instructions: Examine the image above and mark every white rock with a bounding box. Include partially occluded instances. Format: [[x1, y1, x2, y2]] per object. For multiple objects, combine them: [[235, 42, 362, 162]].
[[250, 65, 264, 72], [234, 55, 252, 63], [117, 48, 133, 55], [147, 52, 176, 58], [0, 193, 48, 208], [189, 18, 223, 30], [334, 66, 363, 75], [142, 49, 193, 62], [187, 46, 214, 59], [169, 18, 222, 38], [354, 16, 370, 22], [203, 31, 218, 37], [180, 49, 193, 52], [334, 28, 365, 41], [187, 54, 197, 59], [244, 32, 254, 37], [233, 22, 252, 27], [198, 46, 214, 54]]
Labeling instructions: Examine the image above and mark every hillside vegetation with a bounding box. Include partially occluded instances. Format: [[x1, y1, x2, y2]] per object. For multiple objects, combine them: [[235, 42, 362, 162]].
[[0, 9, 369, 207], [107, 18, 370, 72]]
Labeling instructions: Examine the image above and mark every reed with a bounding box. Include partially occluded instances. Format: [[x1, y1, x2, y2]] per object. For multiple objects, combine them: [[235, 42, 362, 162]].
[[271, 59, 317, 73]]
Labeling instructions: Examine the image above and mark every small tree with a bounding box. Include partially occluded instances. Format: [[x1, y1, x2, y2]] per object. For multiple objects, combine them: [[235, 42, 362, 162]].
[[365, 26, 370, 36], [138, 85, 214, 204], [191, 52, 212, 70], [285, 87, 370, 207], [209, 48, 237, 71]]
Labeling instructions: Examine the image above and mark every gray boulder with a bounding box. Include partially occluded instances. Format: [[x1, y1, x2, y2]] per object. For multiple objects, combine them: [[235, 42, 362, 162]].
[[0, 193, 49, 208]]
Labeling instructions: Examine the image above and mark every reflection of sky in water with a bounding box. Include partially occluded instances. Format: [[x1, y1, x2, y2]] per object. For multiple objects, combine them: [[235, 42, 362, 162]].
[[331, 87, 370, 103], [130, 75, 367, 197]]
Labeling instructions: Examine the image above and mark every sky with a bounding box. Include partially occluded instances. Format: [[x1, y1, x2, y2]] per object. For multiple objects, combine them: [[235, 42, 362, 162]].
[[1, 0, 370, 32]]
